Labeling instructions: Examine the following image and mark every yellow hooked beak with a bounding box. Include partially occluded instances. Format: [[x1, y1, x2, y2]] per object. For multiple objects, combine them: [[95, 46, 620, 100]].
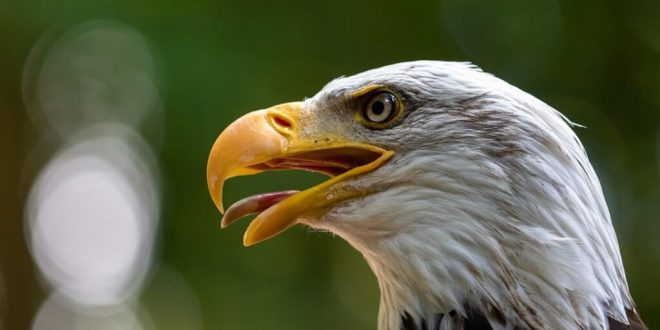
[[207, 102, 394, 246]]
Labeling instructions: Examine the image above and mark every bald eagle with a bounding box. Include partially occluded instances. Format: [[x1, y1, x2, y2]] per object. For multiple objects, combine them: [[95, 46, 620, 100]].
[[207, 61, 646, 329]]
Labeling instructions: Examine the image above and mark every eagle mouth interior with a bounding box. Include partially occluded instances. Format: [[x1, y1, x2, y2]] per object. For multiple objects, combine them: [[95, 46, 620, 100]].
[[248, 147, 382, 177], [220, 146, 383, 228]]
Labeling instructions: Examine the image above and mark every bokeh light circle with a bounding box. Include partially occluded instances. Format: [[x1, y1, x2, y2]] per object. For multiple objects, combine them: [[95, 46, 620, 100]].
[[22, 20, 161, 138], [25, 124, 159, 306], [32, 292, 145, 330]]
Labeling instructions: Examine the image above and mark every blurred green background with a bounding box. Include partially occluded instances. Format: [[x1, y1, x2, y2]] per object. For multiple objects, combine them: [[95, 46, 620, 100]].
[[1, 0, 659, 329]]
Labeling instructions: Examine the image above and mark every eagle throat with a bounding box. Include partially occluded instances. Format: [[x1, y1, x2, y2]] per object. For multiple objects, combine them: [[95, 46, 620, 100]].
[[319, 146, 631, 329]]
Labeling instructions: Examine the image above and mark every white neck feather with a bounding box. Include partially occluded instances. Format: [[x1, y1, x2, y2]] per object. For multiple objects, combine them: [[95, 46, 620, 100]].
[[316, 128, 632, 330]]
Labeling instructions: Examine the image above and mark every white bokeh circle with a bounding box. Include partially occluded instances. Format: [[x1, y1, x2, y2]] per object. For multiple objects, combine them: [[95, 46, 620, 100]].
[[26, 124, 159, 306]]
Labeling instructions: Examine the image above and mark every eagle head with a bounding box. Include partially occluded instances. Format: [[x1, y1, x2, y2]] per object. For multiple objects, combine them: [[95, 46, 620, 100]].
[[207, 61, 644, 329]]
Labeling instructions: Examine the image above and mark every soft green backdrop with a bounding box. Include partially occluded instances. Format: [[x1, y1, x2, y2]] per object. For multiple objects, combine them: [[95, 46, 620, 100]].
[[1, 0, 659, 329]]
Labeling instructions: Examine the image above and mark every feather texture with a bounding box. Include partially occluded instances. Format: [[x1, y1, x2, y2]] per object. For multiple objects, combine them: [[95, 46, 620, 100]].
[[304, 61, 645, 329]]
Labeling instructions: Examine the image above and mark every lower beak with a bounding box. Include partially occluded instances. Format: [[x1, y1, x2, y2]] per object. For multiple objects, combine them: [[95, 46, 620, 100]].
[[207, 102, 393, 246]]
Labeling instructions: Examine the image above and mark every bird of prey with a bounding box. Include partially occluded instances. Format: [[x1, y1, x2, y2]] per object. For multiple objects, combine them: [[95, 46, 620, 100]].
[[207, 61, 646, 330]]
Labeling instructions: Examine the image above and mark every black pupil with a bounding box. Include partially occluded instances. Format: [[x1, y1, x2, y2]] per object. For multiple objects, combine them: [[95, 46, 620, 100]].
[[372, 100, 385, 115]]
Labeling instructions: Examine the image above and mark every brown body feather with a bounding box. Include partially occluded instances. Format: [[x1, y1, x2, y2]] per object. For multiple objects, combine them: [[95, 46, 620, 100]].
[[608, 309, 647, 330]]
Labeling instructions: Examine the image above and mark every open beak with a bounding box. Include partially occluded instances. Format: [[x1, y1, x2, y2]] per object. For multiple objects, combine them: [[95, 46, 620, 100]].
[[207, 102, 394, 246]]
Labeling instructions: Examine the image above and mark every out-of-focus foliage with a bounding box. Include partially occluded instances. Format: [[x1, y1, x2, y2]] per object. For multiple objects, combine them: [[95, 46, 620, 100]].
[[1, 0, 658, 329]]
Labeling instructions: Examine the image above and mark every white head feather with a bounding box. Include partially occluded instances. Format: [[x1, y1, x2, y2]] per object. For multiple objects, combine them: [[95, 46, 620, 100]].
[[303, 61, 634, 329]]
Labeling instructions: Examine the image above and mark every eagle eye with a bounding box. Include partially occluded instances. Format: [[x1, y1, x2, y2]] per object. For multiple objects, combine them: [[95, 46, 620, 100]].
[[360, 91, 402, 127]]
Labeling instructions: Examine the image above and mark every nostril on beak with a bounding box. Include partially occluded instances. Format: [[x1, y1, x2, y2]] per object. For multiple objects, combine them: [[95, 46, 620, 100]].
[[273, 115, 292, 129], [265, 102, 302, 136], [267, 110, 295, 136]]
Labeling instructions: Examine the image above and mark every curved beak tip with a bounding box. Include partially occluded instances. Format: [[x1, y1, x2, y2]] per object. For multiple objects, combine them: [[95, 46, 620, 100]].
[[207, 108, 294, 224], [208, 177, 225, 214]]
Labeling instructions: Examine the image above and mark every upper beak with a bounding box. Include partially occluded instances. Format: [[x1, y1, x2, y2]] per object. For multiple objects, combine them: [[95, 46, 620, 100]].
[[207, 102, 393, 246], [207, 103, 295, 214]]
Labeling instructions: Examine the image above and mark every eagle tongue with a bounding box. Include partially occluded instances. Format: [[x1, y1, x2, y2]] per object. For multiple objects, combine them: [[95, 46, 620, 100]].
[[221, 190, 299, 228]]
